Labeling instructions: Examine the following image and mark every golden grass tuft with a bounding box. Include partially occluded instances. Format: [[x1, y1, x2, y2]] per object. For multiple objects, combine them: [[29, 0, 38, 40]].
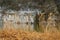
[[0, 29, 60, 40]]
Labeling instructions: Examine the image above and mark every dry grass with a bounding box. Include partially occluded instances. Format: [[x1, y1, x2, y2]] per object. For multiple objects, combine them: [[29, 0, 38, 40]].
[[0, 29, 60, 40]]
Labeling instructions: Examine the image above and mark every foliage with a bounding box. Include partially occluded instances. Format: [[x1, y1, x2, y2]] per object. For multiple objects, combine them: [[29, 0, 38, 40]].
[[0, 0, 20, 10]]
